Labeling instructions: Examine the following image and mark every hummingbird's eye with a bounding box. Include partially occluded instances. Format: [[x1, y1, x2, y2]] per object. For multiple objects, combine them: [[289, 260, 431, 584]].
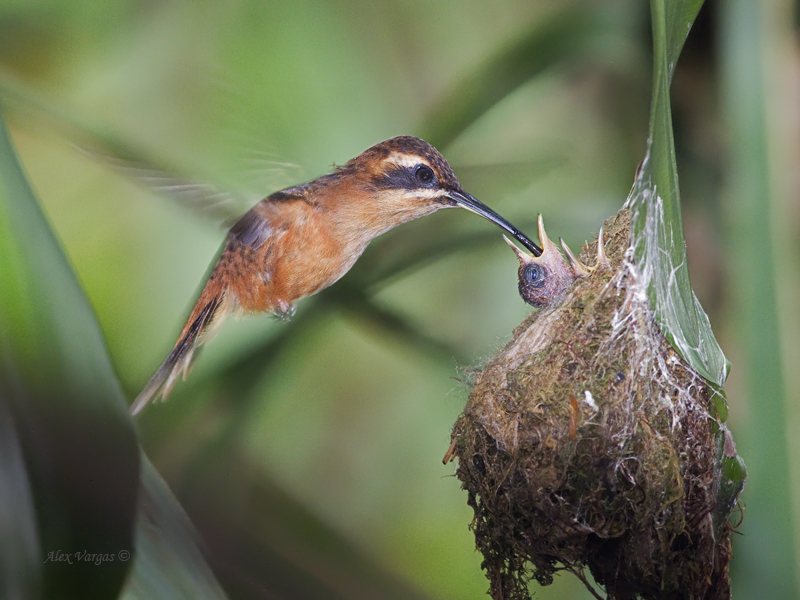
[[522, 263, 546, 288], [414, 165, 436, 187]]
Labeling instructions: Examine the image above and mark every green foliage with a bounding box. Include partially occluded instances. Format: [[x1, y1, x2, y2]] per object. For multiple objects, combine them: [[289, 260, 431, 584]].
[[121, 457, 229, 600], [719, 0, 799, 597], [0, 113, 139, 599], [627, 0, 746, 556], [627, 0, 728, 387]]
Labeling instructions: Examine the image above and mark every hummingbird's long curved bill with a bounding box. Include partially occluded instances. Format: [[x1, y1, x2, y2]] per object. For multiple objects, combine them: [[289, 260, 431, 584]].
[[450, 190, 542, 257]]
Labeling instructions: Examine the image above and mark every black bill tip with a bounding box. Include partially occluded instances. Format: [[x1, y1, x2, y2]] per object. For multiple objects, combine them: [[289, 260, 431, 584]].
[[449, 190, 542, 256]]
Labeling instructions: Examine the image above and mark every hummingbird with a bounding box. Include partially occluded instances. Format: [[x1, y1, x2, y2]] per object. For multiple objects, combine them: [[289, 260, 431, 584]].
[[131, 135, 542, 414]]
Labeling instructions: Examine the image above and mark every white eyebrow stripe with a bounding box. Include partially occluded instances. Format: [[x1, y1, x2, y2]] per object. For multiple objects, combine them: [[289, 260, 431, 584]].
[[401, 187, 443, 200], [388, 152, 428, 169]]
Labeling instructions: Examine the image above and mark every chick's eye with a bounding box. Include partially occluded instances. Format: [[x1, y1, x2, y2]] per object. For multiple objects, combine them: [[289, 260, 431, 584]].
[[522, 263, 546, 288], [414, 165, 435, 186]]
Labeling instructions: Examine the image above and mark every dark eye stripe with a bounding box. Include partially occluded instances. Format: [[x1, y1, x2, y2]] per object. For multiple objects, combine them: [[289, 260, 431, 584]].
[[373, 165, 435, 191]]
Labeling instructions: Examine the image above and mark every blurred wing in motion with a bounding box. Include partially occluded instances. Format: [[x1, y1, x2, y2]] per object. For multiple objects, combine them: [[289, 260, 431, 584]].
[[74, 142, 251, 227]]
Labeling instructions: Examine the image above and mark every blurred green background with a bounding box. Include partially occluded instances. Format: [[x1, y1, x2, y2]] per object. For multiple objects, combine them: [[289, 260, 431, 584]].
[[1, 0, 798, 598]]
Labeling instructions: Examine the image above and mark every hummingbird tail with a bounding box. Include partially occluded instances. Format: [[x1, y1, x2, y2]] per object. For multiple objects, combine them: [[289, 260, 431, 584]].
[[130, 283, 229, 415]]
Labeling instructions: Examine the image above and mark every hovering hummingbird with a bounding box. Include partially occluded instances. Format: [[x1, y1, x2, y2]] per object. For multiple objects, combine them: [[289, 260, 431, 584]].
[[131, 136, 541, 414]]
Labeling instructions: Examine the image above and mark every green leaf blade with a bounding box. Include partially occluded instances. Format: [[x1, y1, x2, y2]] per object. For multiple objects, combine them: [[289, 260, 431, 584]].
[[0, 111, 140, 600], [627, 0, 729, 388], [627, 0, 746, 561]]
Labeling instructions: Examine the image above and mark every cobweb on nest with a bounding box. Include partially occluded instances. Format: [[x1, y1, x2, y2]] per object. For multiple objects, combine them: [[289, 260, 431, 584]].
[[620, 152, 745, 540], [624, 151, 730, 389], [599, 209, 713, 449]]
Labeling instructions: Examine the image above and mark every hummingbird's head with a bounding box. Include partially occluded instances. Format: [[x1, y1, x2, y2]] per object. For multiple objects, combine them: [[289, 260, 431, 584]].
[[346, 136, 541, 255], [505, 215, 609, 307]]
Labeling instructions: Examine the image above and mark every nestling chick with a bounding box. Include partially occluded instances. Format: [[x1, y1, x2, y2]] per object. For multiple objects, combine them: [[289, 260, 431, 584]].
[[504, 215, 609, 307]]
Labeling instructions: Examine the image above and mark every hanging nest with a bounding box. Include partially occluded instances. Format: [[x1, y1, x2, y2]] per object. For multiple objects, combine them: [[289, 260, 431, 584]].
[[449, 209, 740, 600]]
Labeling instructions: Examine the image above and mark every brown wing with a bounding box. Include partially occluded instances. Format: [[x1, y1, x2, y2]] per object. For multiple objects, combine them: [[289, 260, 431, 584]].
[[130, 193, 316, 414]]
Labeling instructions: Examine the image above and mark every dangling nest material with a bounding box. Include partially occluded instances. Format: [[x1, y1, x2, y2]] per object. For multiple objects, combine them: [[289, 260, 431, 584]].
[[451, 209, 737, 600]]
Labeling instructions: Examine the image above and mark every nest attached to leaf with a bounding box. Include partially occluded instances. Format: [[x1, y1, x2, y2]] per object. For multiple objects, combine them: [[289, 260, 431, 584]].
[[451, 210, 733, 600]]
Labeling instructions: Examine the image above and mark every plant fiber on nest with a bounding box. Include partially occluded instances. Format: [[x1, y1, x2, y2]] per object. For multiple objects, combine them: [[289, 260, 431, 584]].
[[451, 209, 736, 600]]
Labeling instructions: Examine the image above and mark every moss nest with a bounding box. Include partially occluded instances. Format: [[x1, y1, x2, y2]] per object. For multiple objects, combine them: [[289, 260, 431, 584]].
[[452, 210, 734, 600]]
